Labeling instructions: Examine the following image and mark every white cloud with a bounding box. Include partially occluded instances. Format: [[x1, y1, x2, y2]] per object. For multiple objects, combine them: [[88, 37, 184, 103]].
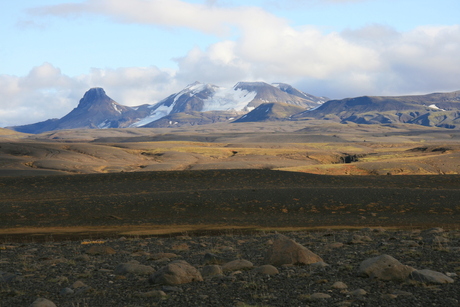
[[4, 1, 459, 127], [0, 63, 181, 127], [31, 0, 257, 36]]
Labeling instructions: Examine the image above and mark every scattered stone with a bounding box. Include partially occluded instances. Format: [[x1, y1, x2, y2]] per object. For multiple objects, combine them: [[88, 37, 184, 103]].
[[59, 287, 74, 296], [230, 270, 243, 276], [410, 269, 455, 284], [29, 298, 57, 307], [326, 242, 344, 249], [358, 254, 415, 281], [85, 245, 116, 255], [222, 259, 253, 272], [149, 260, 203, 285], [331, 281, 348, 289], [392, 290, 413, 296], [264, 234, 323, 266], [311, 261, 329, 268], [253, 264, 279, 275], [114, 261, 155, 275], [349, 235, 372, 244], [49, 276, 68, 285], [400, 240, 419, 247], [171, 243, 190, 251], [349, 289, 367, 296], [131, 250, 150, 257], [72, 280, 87, 289], [149, 252, 179, 260], [382, 294, 398, 299], [162, 286, 183, 293], [201, 265, 223, 278], [202, 253, 231, 265]]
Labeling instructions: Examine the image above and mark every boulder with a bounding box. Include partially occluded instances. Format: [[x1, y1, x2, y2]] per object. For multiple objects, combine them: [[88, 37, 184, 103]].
[[222, 259, 253, 272], [410, 269, 455, 284], [29, 298, 57, 307], [331, 281, 348, 289], [253, 265, 279, 275], [264, 234, 323, 266], [201, 265, 223, 279], [358, 254, 415, 281], [149, 260, 203, 285], [350, 289, 367, 296], [114, 261, 155, 276], [202, 253, 232, 265]]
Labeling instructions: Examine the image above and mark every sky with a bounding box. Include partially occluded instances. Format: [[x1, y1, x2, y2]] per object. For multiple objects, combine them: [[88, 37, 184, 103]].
[[1, 0, 460, 127]]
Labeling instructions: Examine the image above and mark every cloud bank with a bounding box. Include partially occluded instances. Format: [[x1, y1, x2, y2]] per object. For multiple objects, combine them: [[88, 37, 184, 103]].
[[1, 0, 459, 127]]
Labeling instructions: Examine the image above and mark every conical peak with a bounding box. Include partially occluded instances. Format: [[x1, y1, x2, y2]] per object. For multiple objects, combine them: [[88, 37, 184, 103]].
[[83, 88, 107, 100], [77, 88, 111, 108]]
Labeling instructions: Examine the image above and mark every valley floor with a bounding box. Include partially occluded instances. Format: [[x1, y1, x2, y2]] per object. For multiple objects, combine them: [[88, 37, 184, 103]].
[[0, 169, 459, 241]]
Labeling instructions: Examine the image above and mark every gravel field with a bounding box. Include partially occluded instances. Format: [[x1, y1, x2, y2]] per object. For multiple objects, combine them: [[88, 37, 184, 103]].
[[1, 228, 459, 306]]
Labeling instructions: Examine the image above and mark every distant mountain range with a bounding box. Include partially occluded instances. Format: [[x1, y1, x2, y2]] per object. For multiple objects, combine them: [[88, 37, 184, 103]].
[[7, 82, 460, 134], [9, 82, 326, 133], [294, 91, 460, 129]]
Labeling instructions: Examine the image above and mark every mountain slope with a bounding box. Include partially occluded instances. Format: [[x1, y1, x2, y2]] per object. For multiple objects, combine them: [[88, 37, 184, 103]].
[[234, 102, 306, 122], [141, 110, 241, 128], [295, 90, 460, 128]]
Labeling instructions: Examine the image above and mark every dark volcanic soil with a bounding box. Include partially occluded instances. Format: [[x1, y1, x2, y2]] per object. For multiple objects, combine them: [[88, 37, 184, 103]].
[[0, 170, 459, 241], [0, 170, 459, 307]]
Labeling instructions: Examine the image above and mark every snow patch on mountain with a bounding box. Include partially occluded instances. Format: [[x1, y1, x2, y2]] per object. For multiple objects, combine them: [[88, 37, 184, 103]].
[[112, 103, 122, 114], [130, 104, 175, 127], [97, 119, 111, 129], [428, 104, 445, 111], [201, 86, 257, 112]]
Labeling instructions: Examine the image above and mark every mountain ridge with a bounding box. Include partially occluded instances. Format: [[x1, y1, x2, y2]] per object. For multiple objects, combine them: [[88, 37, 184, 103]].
[[295, 90, 460, 128], [7, 84, 460, 134], [9, 82, 325, 133]]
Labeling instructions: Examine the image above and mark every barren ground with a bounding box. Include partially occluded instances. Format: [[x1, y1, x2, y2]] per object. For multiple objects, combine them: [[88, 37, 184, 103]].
[[1, 121, 460, 240]]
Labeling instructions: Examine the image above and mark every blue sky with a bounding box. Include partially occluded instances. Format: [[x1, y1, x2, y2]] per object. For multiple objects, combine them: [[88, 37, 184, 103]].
[[1, 0, 460, 127]]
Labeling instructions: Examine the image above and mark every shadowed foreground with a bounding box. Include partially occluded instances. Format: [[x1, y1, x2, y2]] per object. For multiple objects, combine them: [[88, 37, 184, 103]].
[[0, 169, 459, 241]]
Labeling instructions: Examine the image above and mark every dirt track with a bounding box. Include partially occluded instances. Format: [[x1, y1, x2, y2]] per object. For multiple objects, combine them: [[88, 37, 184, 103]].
[[0, 170, 459, 241]]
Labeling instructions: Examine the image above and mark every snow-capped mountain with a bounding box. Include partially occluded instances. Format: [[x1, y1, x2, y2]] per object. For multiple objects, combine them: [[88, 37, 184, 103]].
[[9, 82, 326, 133], [131, 81, 325, 127]]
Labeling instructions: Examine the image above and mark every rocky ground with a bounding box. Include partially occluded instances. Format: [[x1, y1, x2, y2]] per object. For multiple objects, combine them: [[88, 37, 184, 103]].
[[1, 227, 459, 307]]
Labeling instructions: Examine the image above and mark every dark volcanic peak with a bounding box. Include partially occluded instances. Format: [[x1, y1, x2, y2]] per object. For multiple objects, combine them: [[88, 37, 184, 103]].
[[77, 87, 112, 109], [10, 88, 151, 133]]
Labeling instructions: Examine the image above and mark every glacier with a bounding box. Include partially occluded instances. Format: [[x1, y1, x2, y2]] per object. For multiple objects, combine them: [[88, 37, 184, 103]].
[[201, 86, 257, 112]]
